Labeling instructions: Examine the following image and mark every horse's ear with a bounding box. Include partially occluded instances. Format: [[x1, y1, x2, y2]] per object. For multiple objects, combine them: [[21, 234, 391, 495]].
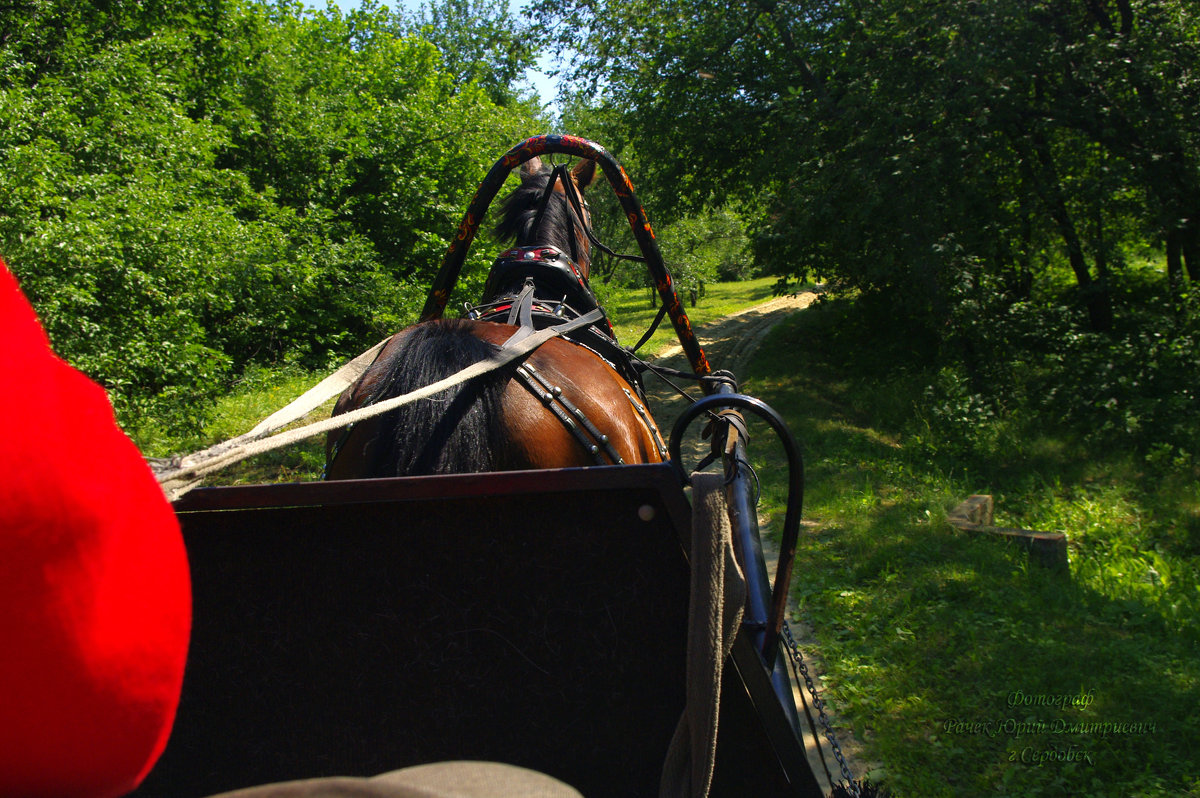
[[572, 158, 597, 190], [521, 156, 544, 179]]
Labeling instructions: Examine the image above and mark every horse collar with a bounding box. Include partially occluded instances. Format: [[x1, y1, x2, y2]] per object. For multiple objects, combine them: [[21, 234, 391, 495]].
[[485, 246, 592, 306], [496, 245, 583, 276]]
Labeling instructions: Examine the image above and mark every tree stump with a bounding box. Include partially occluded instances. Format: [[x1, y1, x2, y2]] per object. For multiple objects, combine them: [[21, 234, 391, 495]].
[[946, 495, 1069, 573]]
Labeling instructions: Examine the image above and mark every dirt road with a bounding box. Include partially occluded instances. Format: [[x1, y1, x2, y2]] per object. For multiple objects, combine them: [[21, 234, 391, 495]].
[[640, 291, 818, 463]]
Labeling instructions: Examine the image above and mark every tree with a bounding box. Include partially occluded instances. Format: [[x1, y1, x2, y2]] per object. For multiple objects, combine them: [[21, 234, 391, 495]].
[[1, 0, 542, 436], [407, 0, 539, 108], [532, 0, 1200, 331]]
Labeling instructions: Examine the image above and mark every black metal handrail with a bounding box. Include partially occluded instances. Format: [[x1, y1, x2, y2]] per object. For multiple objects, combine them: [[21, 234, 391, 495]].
[[668, 390, 805, 699]]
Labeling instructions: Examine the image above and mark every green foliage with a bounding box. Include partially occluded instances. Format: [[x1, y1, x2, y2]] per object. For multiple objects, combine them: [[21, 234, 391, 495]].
[[2, 30, 241, 433], [589, 201, 757, 297], [407, 0, 539, 108], [534, 0, 791, 215], [1, 0, 540, 439], [746, 292, 1200, 798], [533, 0, 1200, 332], [657, 205, 755, 293], [0, 0, 201, 82], [919, 262, 1200, 463]]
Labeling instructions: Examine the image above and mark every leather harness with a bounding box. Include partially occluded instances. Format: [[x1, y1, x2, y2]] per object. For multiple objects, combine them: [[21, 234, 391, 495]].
[[339, 162, 668, 470], [469, 161, 665, 464], [467, 244, 667, 465], [471, 245, 647, 396]]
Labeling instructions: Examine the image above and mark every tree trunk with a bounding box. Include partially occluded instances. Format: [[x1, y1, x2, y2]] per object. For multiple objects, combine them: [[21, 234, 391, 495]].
[[1060, 222, 1113, 332], [1010, 211, 1035, 301], [1025, 131, 1114, 331], [1166, 228, 1184, 292], [1184, 221, 1200, 283], [1115, 0, 1134, 35]]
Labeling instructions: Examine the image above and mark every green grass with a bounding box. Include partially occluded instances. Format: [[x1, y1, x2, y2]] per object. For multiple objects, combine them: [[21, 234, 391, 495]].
[[744, 301, 1200, 798], [131, 364, 333, 484]]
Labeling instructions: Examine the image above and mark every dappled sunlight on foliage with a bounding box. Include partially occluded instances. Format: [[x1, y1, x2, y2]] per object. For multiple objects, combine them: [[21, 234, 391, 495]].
[[1, 0, 541, 439], [746, 292, 1200, 797]]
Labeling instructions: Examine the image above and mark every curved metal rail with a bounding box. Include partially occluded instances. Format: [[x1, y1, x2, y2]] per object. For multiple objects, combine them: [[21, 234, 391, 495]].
[[668, 391, 804, 660], [668, 389, 806, 739]]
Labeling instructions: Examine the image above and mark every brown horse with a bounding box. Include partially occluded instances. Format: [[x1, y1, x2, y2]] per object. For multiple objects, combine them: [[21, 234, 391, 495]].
[[324, 156, 666, 479]]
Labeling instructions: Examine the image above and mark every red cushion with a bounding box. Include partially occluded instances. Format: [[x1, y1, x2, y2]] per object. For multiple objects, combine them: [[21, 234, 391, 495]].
[[0, 260, 191, 797]]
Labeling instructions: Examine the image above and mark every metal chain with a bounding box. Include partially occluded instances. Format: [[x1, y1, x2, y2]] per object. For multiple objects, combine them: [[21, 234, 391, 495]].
[[781, 620, 862, 798]]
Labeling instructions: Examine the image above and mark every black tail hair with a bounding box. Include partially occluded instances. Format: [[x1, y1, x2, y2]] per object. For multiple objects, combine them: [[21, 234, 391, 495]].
[[369, 319, 511, 477]]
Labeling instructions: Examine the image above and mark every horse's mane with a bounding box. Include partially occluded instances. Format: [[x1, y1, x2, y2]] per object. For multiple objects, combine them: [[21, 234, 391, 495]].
[[494, 167, 577, 254], [371, 319, 512, 476]]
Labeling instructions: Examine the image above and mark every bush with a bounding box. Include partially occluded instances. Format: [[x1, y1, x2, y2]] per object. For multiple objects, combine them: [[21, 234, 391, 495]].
[[1, 1, 540, 440], [911, 262, 1200, 468]]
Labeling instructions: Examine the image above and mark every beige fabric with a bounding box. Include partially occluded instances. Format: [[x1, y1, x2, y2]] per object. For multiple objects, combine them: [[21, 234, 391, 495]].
[[659, 473, 747, 798], [148, 336, 388, 500], [152, 324, 570, 500], [206, 761, 584, 798], [246, 338, 391, 437]]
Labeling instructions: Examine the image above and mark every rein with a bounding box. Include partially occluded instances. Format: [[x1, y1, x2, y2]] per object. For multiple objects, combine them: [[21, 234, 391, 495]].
[[533, 164, 589, 267], [157, 309, 605, 500], [533, 163, 646, 270]]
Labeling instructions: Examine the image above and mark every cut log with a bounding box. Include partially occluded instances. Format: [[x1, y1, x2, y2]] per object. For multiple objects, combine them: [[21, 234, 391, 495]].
[[947, 495, 1069, 573]]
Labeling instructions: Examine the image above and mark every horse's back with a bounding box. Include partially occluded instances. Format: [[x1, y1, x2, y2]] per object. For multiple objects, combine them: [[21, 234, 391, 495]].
[[325, 319, 505, 478], [325, 319, 663, 479]]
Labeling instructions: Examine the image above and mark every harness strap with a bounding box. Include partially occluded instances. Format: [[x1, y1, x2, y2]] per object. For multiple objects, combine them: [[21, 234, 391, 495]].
[[533, 164, 582, 265], [515, 363, 624, 465], [624, 388, 669, 460], [159, 309, 605, 500], [482, 246, 601, 326], [505, 278, 538, 335], [629, 302, 669, 354]]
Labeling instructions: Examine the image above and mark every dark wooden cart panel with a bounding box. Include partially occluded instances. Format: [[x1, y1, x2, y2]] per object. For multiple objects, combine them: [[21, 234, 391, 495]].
[[134, 465, 813, 797]]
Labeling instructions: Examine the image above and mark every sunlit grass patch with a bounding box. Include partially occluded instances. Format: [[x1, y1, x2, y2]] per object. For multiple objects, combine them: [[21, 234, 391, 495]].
[[744, 302, 1200, 797], [132, 363, 332, 483], [597, 276, 783, 355]]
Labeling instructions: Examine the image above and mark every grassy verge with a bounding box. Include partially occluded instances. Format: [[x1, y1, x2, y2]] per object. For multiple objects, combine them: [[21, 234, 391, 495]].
[[131, 365, 333, 485], [744, 298, 1200, 798]]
